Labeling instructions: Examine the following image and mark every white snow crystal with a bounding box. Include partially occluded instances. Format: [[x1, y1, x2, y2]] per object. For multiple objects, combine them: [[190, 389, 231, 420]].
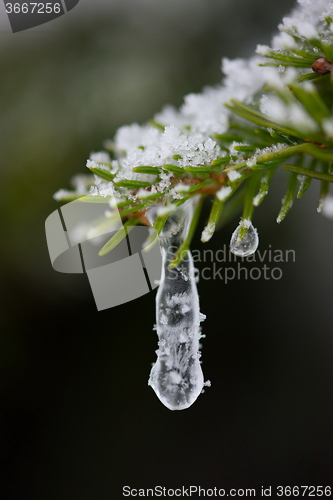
[[201, 222, 216, 242], [227, 170, 242, 182], [157, 204, 177, 216], [263, 67, 285, 91], [260, 95, 288, 122], [241, 218, 252, 228], [253, 191, 268, 207], [216, 186, 232, 201], [296, 20, 319, 39], [174, 184, 190, 193], [53, 189, 75, 201], [115, 123, 155, 151], [89, 151, 111, 164], [272, 32, 297, 50], [283, 67, 298, 85], [222, 56, 265, 104], [256, 44, 271, 56], [246, 157, 257, 168], [136, 189, 151, 199]]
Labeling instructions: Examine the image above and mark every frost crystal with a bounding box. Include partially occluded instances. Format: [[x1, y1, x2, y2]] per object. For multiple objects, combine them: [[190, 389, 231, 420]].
[[296, 21, 319, 39], [136, 189, 151, 199], [260, 95, 288, 122], [216, 186, 232, 201], [255, 45, 271, 56], [201, 222, 216, 243], [227, 170, 241, 182], [174, 184, 190, 193], [157, 204, 177, 217], [53, 189, 75, 201], [272, 32, 297, 50], [246, 157, 257, 168], [89, 151, 112, 164]]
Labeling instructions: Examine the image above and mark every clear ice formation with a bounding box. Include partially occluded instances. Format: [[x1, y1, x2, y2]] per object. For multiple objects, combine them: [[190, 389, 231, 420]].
[[147, 199, 205, 411], [230, 220, 259, 257]]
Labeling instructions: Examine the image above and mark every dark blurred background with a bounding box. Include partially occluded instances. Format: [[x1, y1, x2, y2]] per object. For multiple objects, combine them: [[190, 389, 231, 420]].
[[1, 0, 333, 498]]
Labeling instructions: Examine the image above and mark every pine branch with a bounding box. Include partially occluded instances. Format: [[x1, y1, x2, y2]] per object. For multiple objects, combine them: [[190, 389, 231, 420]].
[[54, 0, 333, 264]]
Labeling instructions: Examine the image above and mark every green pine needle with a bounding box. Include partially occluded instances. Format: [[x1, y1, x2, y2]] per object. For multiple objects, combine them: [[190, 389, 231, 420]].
[[318, 163, 330, 213], [114, 179, 153, 189], [132, 166, 162, 174], [170, 196, 205, 268], [296, 159, 316, 198], [87, 166, 116, 182], [276, 172, 298, 223], [253, 167, 276, 207], [201, 196, 224, 243], [99, 218, 140, 256], [283, 164, 333, 183], [238, 173, 260, 240], [162, 164, 185, 174]]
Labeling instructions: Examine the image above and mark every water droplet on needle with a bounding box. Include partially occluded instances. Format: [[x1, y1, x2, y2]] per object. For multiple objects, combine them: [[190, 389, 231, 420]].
[[230, 220, 259, 257]]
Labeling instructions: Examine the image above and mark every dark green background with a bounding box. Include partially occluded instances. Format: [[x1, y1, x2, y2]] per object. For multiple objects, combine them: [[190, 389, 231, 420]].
[[1, 0, 333, 498]]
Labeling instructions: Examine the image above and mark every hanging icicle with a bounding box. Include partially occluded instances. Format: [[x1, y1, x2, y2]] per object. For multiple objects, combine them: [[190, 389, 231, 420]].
[[147, 199, 206, 411]]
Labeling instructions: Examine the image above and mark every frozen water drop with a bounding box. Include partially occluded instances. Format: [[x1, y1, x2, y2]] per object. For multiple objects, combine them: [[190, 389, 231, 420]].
[[230, 220, 259, 257], [147, 199, 205, 411]]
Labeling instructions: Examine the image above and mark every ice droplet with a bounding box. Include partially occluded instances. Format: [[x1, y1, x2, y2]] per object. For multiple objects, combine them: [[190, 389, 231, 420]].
[[230, 220, 259, 257], [147, 199, 205, 411]]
